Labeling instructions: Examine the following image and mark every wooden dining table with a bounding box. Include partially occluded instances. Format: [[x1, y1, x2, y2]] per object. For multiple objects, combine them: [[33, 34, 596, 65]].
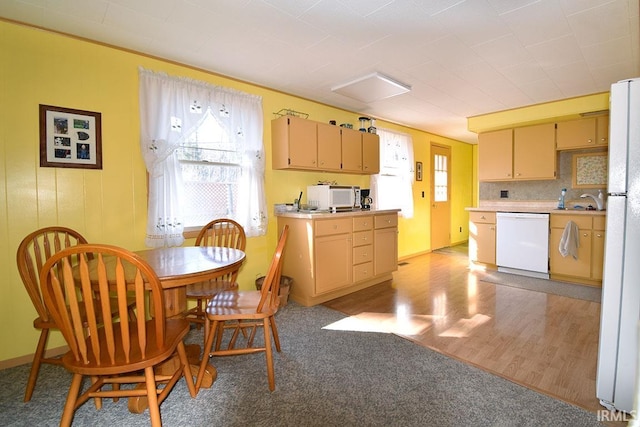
[[133, 245, 246, 317]]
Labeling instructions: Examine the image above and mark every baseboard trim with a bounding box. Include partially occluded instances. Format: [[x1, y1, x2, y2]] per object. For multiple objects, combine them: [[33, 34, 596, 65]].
[[0, 345, 68, 370]]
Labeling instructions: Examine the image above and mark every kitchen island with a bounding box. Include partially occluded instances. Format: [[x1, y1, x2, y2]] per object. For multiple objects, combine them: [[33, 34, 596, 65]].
[[276, 209, 400, 306], [466, 201, 606, 287]]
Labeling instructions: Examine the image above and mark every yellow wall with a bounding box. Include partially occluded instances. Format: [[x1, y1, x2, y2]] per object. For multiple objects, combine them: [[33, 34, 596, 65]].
[[0, 20, 473, 364]]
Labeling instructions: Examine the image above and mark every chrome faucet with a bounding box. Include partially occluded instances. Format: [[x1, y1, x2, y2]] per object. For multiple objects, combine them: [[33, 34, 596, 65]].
[[580, 193, 604, 211]]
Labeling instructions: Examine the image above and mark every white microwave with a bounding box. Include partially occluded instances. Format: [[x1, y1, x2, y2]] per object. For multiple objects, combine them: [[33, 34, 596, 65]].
[[307, 185, 361, 212]]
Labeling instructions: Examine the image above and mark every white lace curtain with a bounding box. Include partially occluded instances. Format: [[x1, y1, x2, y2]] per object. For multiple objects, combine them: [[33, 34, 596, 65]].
[[138, 67, 266, 247], [370, 128, 414, 218]]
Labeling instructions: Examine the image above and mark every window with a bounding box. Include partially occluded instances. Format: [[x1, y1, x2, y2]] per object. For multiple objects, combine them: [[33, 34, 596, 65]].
[[138, 68, 266, 248], [178, 112, 241, 229], [433, 153, 448, 202], [370, 128, 414, 218]]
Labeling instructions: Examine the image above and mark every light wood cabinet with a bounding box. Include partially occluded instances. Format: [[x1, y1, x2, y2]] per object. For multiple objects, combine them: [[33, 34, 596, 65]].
[[478, 123, 556, 181], [341, 127, 362, 173], [272, 116, 380, 174], [513, 123, 556, 180], [468, 211, 496, 266], [373, 213, 398, 276], [353, 216, 374, 282], [362, 132, 380, 174], [317, 121, 341, 170], [272, 115, 318, 170], [315, 218, 352, 294], [549, 214, 605, 287], [556, 115, 609, 150], [478, 129, 513, 181], [277, 211, 398, 306]]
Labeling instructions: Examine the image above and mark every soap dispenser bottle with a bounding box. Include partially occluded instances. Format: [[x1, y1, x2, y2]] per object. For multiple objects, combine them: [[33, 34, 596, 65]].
[[557, 188, 566, 209], [598, 189, 604, 210]]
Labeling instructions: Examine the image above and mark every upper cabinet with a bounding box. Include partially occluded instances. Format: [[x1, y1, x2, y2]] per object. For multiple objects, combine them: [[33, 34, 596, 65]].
[[272, 115, 318, 170], [478, 123, 556, 181], [272, 116, 380, 175], [478, 129, 513, 181], [556, 115, 609, 150], [513, 123, 556, 180]]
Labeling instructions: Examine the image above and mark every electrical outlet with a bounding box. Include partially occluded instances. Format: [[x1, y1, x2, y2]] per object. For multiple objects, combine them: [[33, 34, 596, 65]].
[[421, 191, 425, 198], [500, 190, 509, 198], [459, 226, 462, 232]]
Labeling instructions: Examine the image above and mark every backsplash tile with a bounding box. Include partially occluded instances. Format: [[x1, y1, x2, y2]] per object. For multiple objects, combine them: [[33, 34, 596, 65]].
[[479, 150, 607, 205]]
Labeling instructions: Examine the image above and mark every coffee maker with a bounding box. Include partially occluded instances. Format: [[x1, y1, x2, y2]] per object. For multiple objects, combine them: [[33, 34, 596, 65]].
[[360, 189, 373, 210]]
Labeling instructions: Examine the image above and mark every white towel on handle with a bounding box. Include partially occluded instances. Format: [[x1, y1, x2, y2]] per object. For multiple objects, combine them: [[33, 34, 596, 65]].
[[559, 220, 579, 259]]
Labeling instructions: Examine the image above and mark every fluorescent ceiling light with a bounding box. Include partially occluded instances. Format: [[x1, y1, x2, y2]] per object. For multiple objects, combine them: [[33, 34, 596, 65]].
[[332, 72, 411, 103]]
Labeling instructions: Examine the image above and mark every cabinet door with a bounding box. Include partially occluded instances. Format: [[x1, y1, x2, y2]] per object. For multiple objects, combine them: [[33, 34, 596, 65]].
[[592, 229, 605, 281], [549, 228, 592, 278], [556, 118, 596, 150], [478, 129, 513, 181], [288, 116, 318, 169], [317, 122, 341, 171], [341, 127, 362, 172], [374, 227, 398, 276], [513, 123, 556, 180], [315, 233, 352, 294], [472, 222, 496, 265], [362, 132, 380, 174], [596, 116, 609, 147]]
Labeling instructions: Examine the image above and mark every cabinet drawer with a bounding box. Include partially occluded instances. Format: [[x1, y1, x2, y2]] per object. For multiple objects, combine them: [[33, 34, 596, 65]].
[[353, 244, 373, 264], [353, 230, 373, 247], [315, 218, 352, 236], [550, 215, 592, 229], [353, 215, 373, 231], [353, 262, 373, 282], [375, 213, 398, 229], [469, 211, 495, 224], [593, 216, 606, 230]]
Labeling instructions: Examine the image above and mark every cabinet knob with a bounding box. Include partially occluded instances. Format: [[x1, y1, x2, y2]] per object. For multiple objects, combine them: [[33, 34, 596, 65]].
[[480, 215, 486, 219], [583, 233, 588, 237], [490, 226, 495, 230], [596, 233, 603, 238], [588, 139, 593, 143], [601, 138, 606, 142]]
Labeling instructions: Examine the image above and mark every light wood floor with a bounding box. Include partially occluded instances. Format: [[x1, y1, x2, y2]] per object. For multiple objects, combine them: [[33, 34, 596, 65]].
[[323, 245, 604, 414]]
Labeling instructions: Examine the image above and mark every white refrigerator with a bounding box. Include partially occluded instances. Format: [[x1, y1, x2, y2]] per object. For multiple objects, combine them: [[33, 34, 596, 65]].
[[596, 77, 640, 413]]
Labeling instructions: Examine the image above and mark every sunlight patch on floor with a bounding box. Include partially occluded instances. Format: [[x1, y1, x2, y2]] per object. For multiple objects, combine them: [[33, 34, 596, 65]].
[[323, 312, 433, 335], [438, 313, 491, 338]]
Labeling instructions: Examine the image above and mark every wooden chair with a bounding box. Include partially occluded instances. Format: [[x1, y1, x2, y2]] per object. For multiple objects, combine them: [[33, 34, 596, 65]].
[[195, 225, 289, 392], [16, 226, 136, 402], [184, 219, 246, 335], [39, 244, 197, 427], [16, 226, 91, 402]]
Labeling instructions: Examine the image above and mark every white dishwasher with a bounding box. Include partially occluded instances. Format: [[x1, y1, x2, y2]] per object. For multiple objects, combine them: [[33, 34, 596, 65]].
[[496, 212, 550, 279]]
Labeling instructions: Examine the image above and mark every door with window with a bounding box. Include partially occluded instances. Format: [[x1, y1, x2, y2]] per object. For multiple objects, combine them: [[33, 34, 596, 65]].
[[430, 144, 451, 250]]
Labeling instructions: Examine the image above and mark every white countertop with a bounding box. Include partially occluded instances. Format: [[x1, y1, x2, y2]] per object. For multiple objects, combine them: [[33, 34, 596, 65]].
[[466, 200, 606, 216], [275, 208, 400, 220]]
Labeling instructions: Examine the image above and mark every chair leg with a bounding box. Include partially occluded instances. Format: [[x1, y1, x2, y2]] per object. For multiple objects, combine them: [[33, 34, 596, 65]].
[[176, 342, 197, 398], [269, 316, 281, 352], [144, 366, 162, 427], [263, 318, 275, 391], [24, 328, 49, 402], [195, 320, 218, 392], [60, 373, 83, 427]]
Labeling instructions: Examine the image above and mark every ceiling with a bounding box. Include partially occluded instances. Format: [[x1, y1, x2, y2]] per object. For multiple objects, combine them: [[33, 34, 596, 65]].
[[1, 0, 638, 144]]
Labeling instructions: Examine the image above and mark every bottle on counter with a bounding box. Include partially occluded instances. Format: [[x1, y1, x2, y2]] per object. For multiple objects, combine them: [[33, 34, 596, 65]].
[[557, 188, 566, 209]]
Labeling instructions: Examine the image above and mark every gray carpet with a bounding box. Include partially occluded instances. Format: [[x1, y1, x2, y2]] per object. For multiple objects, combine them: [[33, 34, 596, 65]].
[[0, 303, 603, 426]]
